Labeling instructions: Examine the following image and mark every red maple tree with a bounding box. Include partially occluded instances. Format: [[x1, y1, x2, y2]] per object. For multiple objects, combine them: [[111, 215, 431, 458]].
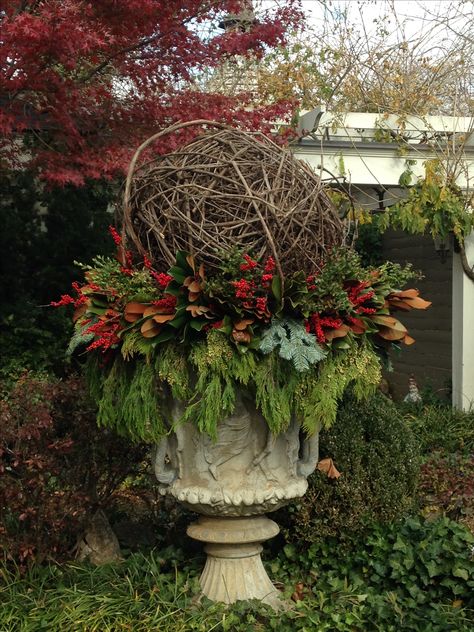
[[0, 1, 302, 184]]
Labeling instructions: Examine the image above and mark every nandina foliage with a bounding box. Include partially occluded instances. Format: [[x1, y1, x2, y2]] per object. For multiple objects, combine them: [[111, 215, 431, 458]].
[[0, 0, 302, 184], [0, 372, 147, 565]]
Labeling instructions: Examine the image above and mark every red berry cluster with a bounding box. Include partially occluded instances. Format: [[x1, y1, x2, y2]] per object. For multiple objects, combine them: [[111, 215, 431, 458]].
[[84, 317, 121, 352], [307, 314, 343, 344], [347, 281, 376, 315], [151, 296, 177, 312]]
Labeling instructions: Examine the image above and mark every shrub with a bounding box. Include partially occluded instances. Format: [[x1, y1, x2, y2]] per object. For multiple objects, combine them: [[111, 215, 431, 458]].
[[0, 372, 146, 565], [276, 515, 474, 631], [0, 173, 115, 376], [278, 391, 420, 544], [403, 404, 474, 455], [419, 451, 474, 523]]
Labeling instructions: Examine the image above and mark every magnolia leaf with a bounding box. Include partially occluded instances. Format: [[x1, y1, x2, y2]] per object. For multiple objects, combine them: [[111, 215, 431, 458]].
[[186, 304, 210, 317], [153, 313, 175, 324], [186, 279, 201, 293], [86, 305, 108, 317], [73, 304, 88, 322], [141, 319, 161, 338], [349, 318, 367, 334], [150, 329, 175, 346], [331, 339, 351, 350], [168, 314, 187, 329], [317, 458, 341, 479], [89, 295, 109, 307], [377, 326, 407, 341], [189, 319, 207, 331], [271, 275, 282, 304], [392, 289, 419, 298], [185, 253, 195, 271], [232, 329, 251, 343], [234, 319, 254, 331], [168, 266, 186, 284], [402, 296, 431, 309], [325, 324, 350, 341], [388, 299, 413, 311], [176, 251, 193, 272], [373, 315, 407, 332]]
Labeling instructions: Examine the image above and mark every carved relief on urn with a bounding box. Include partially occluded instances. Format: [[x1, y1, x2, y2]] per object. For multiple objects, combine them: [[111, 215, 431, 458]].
[[153, 391, 319, 516]]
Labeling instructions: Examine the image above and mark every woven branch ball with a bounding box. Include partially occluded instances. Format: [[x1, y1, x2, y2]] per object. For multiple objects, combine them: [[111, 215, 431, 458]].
[[122, 120, 346, 278]]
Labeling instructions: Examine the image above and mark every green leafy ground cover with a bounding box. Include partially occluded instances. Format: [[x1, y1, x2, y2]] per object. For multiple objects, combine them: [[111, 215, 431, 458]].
[[1, 516, 473, 632]]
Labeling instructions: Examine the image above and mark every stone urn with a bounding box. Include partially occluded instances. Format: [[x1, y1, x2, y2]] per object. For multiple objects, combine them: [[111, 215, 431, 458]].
[[153, 390, 319, 608]]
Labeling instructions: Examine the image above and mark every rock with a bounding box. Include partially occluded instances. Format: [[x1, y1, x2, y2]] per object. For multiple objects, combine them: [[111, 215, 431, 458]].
[[76, 509, 122, 565]]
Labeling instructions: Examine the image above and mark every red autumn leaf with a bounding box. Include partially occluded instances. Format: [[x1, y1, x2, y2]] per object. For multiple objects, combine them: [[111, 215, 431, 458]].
[[0, 1, 303, 183]]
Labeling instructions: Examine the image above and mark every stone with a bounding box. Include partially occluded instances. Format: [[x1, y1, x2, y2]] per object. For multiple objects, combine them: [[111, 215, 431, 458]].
[[154, 388, 319, 606]]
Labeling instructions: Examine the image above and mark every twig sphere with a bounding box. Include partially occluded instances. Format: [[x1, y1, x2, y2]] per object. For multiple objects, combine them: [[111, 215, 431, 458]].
[[122, 121, 346, 278]]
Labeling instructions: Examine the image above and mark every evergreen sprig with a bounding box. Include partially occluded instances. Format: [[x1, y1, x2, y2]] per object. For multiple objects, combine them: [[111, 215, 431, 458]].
[[86, 330, 382, 441], [259, 318, 327, 372]]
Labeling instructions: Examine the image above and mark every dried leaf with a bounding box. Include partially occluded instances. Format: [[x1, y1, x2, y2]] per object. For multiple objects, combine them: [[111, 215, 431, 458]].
[[186, 304, 210, 317], [232, 329, 251, 343], [140, 319, 161, 338], [125, 302, 147, 322], [152, 313, 175, 324], [234, 318, 254, 331], [291, 582, 306, 602], [317, 458, 341, 479], [73, 304, 88, 322], [377, 326, 407, 341], [325, 324, 350, 341]]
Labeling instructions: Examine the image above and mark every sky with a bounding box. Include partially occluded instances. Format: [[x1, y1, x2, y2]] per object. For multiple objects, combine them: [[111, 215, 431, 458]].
[[295, 0, 470, 52]]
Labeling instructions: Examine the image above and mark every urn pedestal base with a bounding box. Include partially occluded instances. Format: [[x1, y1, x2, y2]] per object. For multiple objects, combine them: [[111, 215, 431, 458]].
[[187, 515, 283, 608]]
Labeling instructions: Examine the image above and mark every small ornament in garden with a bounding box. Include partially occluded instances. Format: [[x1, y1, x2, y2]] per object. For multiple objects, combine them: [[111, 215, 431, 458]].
[[53, 120, 431, 608]]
